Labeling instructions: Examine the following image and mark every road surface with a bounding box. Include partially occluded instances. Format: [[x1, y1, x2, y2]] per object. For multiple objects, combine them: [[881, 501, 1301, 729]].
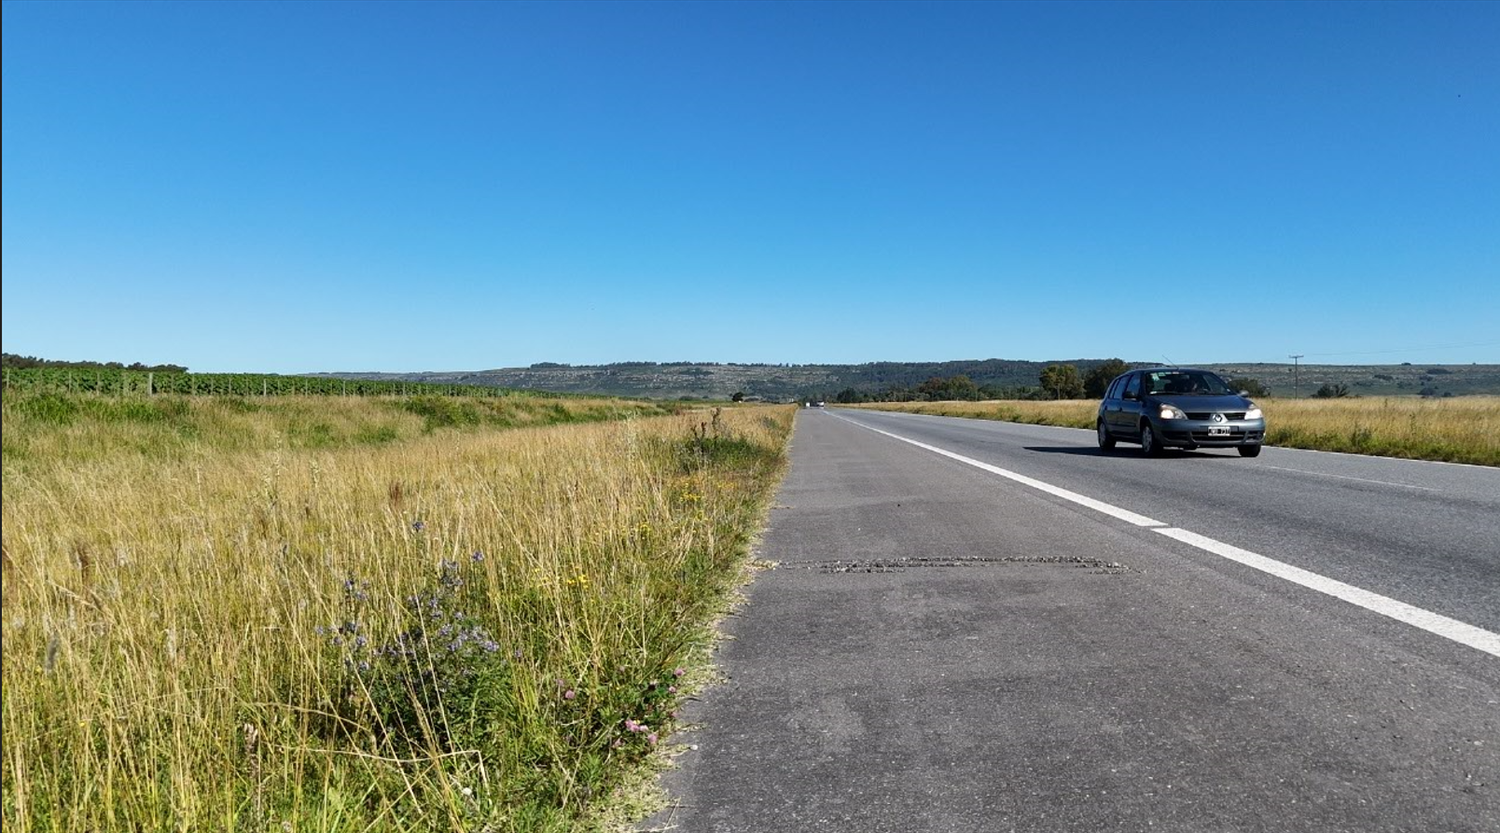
[[647, 408, 1499, 832]]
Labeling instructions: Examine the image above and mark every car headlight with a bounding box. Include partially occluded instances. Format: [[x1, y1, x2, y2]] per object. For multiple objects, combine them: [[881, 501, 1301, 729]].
[[1159, 405, 1186, 420], [1244, 406, 1263, 420]]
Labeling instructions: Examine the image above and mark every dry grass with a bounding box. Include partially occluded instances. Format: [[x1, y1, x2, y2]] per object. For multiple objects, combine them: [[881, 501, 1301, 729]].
[[848, 399, 1099, 429], [851, 397, 1500, 466], [1258, 396, 1500, 464], [1, 393, 793, 831]]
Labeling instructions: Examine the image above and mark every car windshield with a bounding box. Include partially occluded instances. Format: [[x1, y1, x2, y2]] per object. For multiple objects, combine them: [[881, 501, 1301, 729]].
[[1143, 370, 1234, 396]]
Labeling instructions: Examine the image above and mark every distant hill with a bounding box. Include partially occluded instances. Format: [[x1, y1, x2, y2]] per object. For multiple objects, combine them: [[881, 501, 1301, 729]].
[[311, 360, 1500, 401]]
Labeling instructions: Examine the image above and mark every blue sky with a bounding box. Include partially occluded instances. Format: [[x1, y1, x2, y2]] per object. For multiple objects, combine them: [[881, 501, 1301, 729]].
[[3, 0, 1497, 373]]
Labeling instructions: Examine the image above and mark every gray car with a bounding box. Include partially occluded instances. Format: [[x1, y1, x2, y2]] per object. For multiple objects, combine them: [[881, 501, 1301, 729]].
[[1096, 368, 1266, 457]]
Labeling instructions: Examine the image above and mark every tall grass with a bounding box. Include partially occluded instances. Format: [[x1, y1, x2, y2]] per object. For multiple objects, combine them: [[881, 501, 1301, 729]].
[[1258, 397, 1500, 464], [851, 397, 1500, 466], [2, 393, 793, 831], [849, 400, 1098, 429]]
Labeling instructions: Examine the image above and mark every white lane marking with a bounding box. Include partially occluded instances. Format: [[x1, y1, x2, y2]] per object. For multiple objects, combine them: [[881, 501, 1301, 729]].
[[832, 414, 1165, 527], [832, 411, 1500, 659], [1257, 465, 1436, 491], [1153, 527, 1500, 658]]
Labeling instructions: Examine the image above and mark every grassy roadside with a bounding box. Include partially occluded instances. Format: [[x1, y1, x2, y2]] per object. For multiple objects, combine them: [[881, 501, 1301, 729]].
[[849, 397, 1500, 466], [1, 392, 795, 831]]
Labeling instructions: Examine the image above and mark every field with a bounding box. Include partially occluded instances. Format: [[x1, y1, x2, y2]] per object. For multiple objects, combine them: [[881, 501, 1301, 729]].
[[850, 397, 1500, 466], [1, 391, 794, 831]]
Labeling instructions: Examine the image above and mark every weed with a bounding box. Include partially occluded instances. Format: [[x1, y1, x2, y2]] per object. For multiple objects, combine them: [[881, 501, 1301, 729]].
[[320, 557, 511, 755], [400, 395, 484, 430], [682, 407, 780, 472], [10, 392, 79, 425]]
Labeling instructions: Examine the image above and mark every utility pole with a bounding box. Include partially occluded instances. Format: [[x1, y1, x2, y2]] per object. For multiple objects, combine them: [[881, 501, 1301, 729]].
[[1289, 354, 1304, 398]]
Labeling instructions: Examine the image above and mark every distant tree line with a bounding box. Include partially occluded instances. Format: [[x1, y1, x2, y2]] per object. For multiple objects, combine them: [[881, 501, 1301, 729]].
[[2, 353, 188, 373], [829, 372, 1065, 404], [820, 359, 1272, 403]]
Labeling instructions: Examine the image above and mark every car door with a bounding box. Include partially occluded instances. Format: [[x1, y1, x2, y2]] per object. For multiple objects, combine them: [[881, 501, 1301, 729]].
[[1101, 376, 1124, 434], [1113, 372, 1144, 434]]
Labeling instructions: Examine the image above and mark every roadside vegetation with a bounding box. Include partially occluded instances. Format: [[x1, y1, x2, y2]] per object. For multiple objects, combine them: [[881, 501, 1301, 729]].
[[1, 390, 794, 831], [850, 397, 1500, 466]]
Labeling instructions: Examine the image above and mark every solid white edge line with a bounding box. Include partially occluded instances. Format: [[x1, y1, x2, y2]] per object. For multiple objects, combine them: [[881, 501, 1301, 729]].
[[1153, 527, 1500, 658], [831, 410, 1500, 659]]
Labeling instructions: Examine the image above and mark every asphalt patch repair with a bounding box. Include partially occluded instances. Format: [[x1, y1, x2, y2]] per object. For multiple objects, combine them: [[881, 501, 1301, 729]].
[[779, 554, 1131, 575]]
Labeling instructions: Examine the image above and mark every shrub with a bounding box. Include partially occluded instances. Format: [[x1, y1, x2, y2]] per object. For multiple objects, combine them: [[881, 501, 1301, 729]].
[[319, 556, 511, 755], [398, 396, 483, 430], [1228, 377, 1270, 397]]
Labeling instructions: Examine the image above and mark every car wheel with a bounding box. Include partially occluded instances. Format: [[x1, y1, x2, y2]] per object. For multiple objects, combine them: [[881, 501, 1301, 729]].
[[1238, 444, 1262, 458], [1097, 420, 1116, 450], [1140, 422, 1163, 456]]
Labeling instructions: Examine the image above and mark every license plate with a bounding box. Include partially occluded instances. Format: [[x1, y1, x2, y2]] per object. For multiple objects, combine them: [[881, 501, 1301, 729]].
[[1208, 426, 1231, 437]]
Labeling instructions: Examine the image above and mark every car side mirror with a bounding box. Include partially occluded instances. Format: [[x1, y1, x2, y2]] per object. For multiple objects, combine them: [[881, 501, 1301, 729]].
[[1238, 390, 1249, 396]]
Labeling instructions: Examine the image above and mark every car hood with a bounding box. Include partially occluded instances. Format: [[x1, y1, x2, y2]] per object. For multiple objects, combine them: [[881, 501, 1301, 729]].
[[1146, 393, 1252, 411]]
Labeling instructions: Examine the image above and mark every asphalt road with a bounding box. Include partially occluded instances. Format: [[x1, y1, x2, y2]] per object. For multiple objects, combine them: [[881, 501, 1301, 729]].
[[646, 408, 1500, 833]]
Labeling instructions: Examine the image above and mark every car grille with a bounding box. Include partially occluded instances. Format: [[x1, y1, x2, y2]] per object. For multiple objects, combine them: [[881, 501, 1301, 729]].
[[1187, 411, 1247, 420]]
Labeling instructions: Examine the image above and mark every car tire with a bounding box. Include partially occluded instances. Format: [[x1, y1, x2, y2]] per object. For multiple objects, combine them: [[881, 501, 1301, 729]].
[[1238, 444, 1262, 458], [1097, 420, 1116, 450], [1140, 422, 1163, 456]]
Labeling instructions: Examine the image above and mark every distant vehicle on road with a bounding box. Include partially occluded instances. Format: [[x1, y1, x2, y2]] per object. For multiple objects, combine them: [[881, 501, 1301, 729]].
[[1097, 368, 1265, 457]]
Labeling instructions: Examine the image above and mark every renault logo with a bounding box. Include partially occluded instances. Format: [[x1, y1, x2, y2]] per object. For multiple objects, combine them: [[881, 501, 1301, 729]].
[[1211, 413, 1226, 423]]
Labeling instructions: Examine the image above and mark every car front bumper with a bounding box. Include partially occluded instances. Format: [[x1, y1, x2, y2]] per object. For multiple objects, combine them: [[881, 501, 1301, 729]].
[[1153, 417, 1266, 448]]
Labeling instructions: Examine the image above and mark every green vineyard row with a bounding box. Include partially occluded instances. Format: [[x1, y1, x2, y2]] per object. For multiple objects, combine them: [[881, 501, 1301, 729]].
[[0, 368, 527, 398]]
